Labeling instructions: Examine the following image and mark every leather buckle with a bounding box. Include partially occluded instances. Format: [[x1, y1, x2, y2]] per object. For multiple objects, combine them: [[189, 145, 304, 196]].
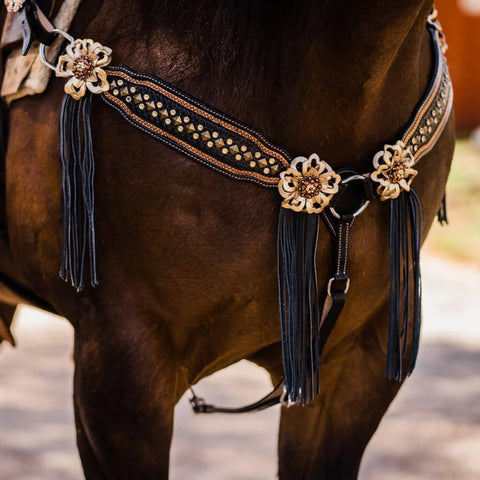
[[327, 277, 350, 296]]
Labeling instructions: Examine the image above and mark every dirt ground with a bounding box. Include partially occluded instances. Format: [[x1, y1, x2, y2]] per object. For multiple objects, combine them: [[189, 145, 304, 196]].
[[0, 253, 479, 480]]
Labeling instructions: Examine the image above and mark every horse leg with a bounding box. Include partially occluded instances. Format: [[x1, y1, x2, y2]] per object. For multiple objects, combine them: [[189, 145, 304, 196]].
[[72, 314, 184, 480], [277, 302, 402, 480]]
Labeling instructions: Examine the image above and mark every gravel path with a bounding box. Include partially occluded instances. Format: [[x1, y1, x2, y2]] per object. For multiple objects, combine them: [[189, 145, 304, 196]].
[[0, 254, 479, 479]]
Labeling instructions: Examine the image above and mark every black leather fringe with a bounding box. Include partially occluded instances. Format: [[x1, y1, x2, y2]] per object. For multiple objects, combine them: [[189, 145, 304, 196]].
[[386, 190, 422, 381], [59, 93, 98, 290], [437, 193, 448, 225], [278, 208, 321, 405]]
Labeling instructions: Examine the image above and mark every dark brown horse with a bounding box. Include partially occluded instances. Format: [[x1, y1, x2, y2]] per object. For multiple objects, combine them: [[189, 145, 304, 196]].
[[0, 0, 454, 478]]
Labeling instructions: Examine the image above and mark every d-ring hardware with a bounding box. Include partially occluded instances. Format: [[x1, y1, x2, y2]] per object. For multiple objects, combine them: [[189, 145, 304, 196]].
[[329, 174, 370, 219], [39, 29, 75, 71]]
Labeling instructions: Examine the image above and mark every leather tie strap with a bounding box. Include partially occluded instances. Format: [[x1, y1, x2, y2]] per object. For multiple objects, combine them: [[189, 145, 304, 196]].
[[189, 380, 285, 414]]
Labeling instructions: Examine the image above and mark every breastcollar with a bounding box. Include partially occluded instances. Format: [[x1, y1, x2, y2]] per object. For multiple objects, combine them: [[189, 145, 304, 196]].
[[3, 4, 454, 405]]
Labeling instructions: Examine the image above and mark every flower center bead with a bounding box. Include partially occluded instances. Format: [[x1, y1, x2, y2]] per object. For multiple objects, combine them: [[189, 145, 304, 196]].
[[297, 176, 323, 199], [388, 161, 407, 183], [72, 55, 94, 80], [5, 0, 25, 13]]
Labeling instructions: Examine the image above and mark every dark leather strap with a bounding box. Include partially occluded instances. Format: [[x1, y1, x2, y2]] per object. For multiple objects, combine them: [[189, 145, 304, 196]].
[[190, 380, 285, 414]]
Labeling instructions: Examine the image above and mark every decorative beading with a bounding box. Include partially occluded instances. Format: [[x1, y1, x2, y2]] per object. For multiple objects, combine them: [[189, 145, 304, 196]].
[[4, 0, 25, 13], [56, 39, 112, 100], [278, 154, 341, 213], [371, 141, 417, 201]]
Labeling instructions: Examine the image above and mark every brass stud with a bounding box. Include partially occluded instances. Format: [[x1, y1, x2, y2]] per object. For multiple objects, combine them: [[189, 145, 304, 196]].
[[269, 158, 276, 165], [235, 154, 242, 161], [173, 115, 182, 125], [212, 132, 219, 139], [130, 87, 136, 94], [110, 80, 117, 88], [249, 161, 256, 168], [177, 126, 184, 132], [271, 165, 280, 174], [229, 145, 239, 154], [143, 94, 150, 101], [186, 123, 196, 133], [170, 109, 176, 115], [421, 135, 426, 142], [255, 152, 261, 159], [197, 125, 204, 131], [159, 109, 169, 119], [263, 168, 270, 174], [241, 145, 248, 152], [133, 93, 143, 104], [207, 141, 213, 148], [215, 138, 225, 148], [146, 101, 156, 111], [419, 127, 426, 135], [125, 96, 132, 103], [193, 133, 200, 140], [243, 151, 253, 161], [432, 110, 437, 117], [152, 111, 158, 118], [113, 89, 119, 96], [184, 116, 190, 123], [117, 80, 124, 86], [258, 158, 268, 168], [156, 102, 163, 108], [138, 103, 145, 110], [222, 148, 228, 154], [201, 131, 211, 141], [227, 139, 233, 145], [165, 118, 172, 125], [120, 87, 129, 96]]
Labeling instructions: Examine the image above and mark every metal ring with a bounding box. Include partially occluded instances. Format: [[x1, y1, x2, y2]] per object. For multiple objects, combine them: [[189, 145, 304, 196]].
[[329, 174, 370, 219], [39, 29, 75, 71]]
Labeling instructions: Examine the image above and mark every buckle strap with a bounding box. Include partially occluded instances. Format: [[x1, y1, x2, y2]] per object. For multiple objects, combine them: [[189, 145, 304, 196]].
[[189, 380, 285, 414]]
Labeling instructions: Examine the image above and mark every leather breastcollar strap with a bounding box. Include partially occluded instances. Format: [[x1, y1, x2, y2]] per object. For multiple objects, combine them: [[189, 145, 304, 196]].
[[2, 4, 453, 410]]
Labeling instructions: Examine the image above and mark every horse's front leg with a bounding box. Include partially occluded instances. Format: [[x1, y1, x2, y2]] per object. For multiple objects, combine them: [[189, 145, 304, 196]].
[[72, 312, 184, 480], [278, 302, 402, 480]]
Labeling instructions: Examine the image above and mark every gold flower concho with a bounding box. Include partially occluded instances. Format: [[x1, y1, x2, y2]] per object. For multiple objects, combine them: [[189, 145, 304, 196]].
[[55, 38, 112, 100], [371, 141, 418, 201], [278, 154, 341, 214]]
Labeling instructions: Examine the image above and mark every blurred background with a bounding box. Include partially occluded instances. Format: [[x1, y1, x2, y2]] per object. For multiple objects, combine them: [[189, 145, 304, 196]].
[[1, 1, 479, 479]]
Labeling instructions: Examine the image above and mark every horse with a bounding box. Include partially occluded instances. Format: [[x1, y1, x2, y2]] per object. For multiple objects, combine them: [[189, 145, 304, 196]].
[[0, 0, 455, 478]]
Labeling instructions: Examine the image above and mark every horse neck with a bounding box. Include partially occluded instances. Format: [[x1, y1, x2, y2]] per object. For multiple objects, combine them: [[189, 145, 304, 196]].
[[84, 0, 435, 168]]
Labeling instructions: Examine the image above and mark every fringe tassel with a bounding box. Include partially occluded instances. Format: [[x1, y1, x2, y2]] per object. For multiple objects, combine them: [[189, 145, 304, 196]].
[[278, 208, 321, 405], [437, 193, 448, 225], [59, 93, 98, 290], [386, 190, 422, 381]]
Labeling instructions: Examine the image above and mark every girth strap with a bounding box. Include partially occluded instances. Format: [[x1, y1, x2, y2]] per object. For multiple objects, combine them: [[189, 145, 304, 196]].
[[190, 380, 285, 414]]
